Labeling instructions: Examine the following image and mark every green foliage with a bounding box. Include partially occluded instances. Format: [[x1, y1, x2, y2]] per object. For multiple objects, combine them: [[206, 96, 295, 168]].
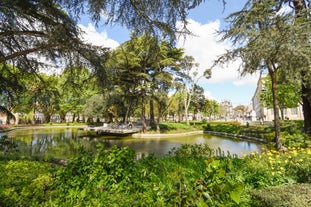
[[48, 144, 247, 206], [202, 99, 220, 120], [251, 183, 311, 207], [0, 160, 55, 206], [1, 142, 311, 206], [205, 121, 310, 148], [168, 143, 214, 158], [260, 76, 301, 110], [51, 145, 137, 206], [195, 157, 244, 206]]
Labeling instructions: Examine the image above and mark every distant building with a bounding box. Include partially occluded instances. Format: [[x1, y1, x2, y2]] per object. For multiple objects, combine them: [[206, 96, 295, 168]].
[[252, 73, 303, 121], [219, 100, 233, 120]]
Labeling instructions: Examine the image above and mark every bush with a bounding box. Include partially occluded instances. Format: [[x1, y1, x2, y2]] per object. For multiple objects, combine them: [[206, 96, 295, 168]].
[[0, 143, 310, 206], [0, 160, 55, 206], [251, 183, 311, 207], [205, 121, 310, 148]]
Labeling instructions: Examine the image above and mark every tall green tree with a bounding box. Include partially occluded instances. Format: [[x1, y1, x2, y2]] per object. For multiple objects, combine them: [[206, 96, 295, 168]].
[[190, 84, 205, 120], [0, 64, 26, 124], [177, 55, 211, 125], [33, 74, 60, 123], [217, 0, 311, 150], [149, 41, 184, 132], [108, 35, 183, 132], [0, 0, 204, 83], [203, 99, 220, 121], [288, 0, 311, 135], [58, 66, 97, 122]]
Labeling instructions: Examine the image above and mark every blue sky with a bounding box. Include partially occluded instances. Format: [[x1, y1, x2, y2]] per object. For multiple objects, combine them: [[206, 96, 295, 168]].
[[78, 0, 259, 107]]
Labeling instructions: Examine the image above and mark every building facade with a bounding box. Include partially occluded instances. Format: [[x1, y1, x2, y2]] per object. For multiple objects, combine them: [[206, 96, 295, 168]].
[[252, 73, 303, 121]]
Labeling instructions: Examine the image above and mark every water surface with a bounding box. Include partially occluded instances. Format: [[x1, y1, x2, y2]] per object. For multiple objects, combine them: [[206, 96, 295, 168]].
[[2, 127, 262, 159]]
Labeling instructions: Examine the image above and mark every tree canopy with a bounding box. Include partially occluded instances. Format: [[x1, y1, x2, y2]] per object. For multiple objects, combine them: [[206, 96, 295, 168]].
[[216, 0, 311, 150], [0, 0, 206, 76]]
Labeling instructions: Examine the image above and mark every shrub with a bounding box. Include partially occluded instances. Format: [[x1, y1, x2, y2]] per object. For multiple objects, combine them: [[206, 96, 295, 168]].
[[250, 183, 311, 207], [0, 160, 54, 206]]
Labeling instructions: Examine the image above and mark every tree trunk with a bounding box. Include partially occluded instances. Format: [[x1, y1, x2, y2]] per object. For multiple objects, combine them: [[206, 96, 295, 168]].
[[60, 113, 66, 123], [268, 64, 282, 150], [178, 100, 182, 122], [280, 108, 284, 120], [292, 0, 311, 135], [184, 92, 190, 125], [124, 99, 132, 123], [149, 99, 155, 126], [301, 81, 311, 135], [156, 105, 161, 134], [141, 91, 147, 133], [72, 113, 76, 122]]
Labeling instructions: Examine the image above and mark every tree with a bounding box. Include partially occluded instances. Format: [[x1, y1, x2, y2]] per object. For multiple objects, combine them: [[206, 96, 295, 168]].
[[107, 35, 155, 132], [0, 0, 204, 78], [0, 63, 26, 124], [83, 94, 105, 123], [58, 66, 97, 122], [203, 99, 219, 121], [108, 34, 183, 132], [32, 74, 60, 123], [233, 105, 248, 120], [190, 84, 205, 120], [1, 0, 109, 76], [149, 41, 184, 132], [217, 0, 311, 150], [177, 55, 211, 125], [288, 0, 311, 135], [260, 75, 301, 120]]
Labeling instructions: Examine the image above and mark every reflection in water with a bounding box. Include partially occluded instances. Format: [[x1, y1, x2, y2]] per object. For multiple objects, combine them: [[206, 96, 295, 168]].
[[3, 128, 262, 159], [106, 135, 262, 157]]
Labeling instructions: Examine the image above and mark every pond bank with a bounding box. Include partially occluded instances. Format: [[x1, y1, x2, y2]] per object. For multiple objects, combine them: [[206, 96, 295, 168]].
[[133, 130, 267, 144], [204, 130, 267, 143], [132, 130, 203, 138]]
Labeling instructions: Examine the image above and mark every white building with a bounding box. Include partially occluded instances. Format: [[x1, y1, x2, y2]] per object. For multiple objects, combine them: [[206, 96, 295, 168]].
[[219, 100, 234, 120], [252, 73, 303, 121]]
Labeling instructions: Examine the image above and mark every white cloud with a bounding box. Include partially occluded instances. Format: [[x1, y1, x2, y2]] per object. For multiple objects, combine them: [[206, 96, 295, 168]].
[[204, 90, 214, 100], [177, 19, 259, 86], [78, 23, 119, 49]]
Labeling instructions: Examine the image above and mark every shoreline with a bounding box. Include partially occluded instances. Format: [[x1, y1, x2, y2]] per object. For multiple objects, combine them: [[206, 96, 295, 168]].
[[204, 130, 267, 143], [133, 130, 267, 144], [1, 126, 267, 144], [0, 125, 87, 133], [132, 130, 203, 138]]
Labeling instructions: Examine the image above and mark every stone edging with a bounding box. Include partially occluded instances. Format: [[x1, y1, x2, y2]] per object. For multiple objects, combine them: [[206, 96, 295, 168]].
[[204, 130, 267, 143], [132, 130, 267, 144], [132, 130, 203, 138]]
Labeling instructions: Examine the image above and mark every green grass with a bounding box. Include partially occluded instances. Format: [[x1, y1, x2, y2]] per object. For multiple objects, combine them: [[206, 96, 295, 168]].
[[149, 121, 205, 133]]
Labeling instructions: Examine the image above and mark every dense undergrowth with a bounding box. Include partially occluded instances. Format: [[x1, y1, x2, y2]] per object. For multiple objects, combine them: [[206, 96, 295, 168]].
[[205, 120, 311, 148], [0, 121, 310, 206], [0, 144, 310, 206]]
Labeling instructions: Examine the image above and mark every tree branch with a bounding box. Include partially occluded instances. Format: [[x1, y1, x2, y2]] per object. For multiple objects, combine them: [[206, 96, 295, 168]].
[[0, 30, 46, 38], [0, 43, 59, 62]]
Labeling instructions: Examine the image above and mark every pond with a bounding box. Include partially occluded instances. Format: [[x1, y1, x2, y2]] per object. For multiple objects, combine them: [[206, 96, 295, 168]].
[[1, 127, 262, 159]]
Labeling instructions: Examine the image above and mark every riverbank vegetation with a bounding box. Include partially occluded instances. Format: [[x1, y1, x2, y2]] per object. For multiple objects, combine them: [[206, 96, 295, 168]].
[[205, 120, 311, 149], [0, 142, 310, 206]]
